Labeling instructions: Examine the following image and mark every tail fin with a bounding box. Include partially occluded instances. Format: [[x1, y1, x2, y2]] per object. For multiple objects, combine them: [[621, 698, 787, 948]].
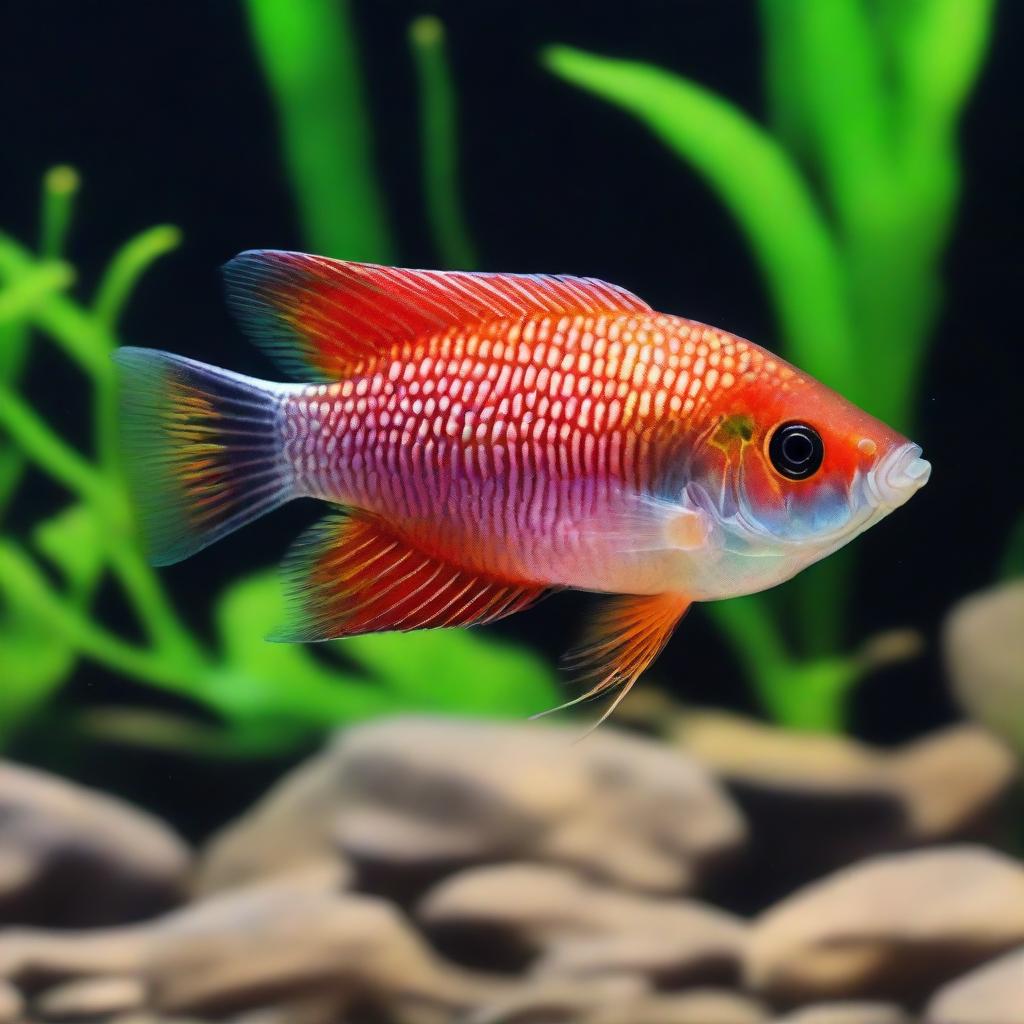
[[113, 348, 294, 566]]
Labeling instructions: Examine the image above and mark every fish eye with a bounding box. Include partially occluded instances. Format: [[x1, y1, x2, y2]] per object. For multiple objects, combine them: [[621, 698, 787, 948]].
[[768, 421, 824, 480]]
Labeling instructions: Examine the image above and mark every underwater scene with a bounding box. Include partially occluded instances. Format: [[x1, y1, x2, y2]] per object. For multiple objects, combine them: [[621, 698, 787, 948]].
[[1, 2, 1022, 1022]]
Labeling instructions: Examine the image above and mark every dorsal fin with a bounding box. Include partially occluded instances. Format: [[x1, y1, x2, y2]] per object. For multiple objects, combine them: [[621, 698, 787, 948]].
[[223, 250, 652, 381]]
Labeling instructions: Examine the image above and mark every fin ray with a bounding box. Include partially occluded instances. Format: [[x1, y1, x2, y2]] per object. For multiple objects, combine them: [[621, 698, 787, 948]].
[[223, 250, 652, 381], [272, 510, 549, 641], [534, 592, 691, 729], [114, 348, 292, 566]]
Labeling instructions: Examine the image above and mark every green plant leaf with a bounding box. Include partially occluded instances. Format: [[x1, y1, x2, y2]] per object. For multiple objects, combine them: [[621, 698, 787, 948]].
[[542, 45, 856, 398], [213, 572, 393, 728], [0, 615, 75, 742], [216, 570, 558, 723], [32, 502, 105, 594], [245, 0, 392, 262], [336, 626, 560, 717]]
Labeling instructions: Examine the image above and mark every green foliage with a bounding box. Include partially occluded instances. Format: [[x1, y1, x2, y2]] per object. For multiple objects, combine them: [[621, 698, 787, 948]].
[[542, 1, 995, 730], [0, 170, 559, 755], [244, 0, 392, 262]]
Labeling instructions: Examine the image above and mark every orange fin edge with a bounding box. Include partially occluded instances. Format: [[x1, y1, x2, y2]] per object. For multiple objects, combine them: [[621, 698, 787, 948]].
[[535, 592, 691, 731]]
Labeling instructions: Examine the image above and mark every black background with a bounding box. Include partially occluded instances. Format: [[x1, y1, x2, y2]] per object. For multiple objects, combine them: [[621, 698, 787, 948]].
[[1, 2, 1021, 836]]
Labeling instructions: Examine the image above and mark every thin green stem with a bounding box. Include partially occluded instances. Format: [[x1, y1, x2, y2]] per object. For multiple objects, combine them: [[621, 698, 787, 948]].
[[0, 541, 204, 694], [0, 383, 112, 511], [93, 225, 182, 331], [39, 165, 80, 261], [106, 545, 205, 665], [0, 383, 201, 660], [0, 262, 74, 325], [1, 169, 81, 521], [409, 16, 477, 270], [0, 234, 112, 379], [92, 226, 181, 475]]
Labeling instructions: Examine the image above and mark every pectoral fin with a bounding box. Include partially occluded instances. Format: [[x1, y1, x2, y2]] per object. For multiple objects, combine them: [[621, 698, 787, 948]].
[[537, 591, 691, 730]]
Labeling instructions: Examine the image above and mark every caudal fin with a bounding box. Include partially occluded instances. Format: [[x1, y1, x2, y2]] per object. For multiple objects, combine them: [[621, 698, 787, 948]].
[[113, 348, 294, 566]]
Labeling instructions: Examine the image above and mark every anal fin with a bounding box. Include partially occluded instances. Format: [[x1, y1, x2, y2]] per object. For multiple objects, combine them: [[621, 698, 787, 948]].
[[273, 511, 547, 641], [545, 591, 691, 730]]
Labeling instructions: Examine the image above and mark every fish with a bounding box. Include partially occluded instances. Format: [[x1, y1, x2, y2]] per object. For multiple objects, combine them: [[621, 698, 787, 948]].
[[114, 250, 931, 720]]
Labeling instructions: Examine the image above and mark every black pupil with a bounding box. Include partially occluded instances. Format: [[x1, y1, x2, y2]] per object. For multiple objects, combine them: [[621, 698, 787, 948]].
[[782, 432, 813, 465], [769, 422, 824, 480]]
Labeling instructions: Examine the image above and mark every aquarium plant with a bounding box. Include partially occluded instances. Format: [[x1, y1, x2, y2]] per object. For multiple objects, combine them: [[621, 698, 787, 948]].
[[0, 171, 556, 754], [543, 0, 996, 728]]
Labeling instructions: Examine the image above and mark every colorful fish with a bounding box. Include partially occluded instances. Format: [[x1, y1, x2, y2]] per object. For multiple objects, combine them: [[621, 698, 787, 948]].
[[115, 251, 930, 719]]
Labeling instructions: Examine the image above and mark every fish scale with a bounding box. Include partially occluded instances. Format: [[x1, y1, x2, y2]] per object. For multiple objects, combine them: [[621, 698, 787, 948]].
[[284, 311, 756, 587]]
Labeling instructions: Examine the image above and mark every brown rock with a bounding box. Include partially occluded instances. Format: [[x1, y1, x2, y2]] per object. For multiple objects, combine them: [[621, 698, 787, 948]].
[[586, 990, 768, 1024], [465, 976, 650, 1024], [419, 862, 746, 985], [772, 1004, 911, 1024], [0, 865, 507, 1022], [671, 711, 1018, 904], [34, 975, 146, 1018], [470, 980, 766, 1024], [0, 980, 23, 1024], [0, 760, 190, 926], [675, 711, 905, 902], [925, 946, 1024, 1024], [888, 726, 1018, 844], [747, 846, 1024, 1006], [945, 581, 1024, 752], [200, 717, 745, 898]]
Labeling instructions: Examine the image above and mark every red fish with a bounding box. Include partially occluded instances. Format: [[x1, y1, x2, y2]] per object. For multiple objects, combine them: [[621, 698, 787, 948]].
[[115, 251, 930, 718]]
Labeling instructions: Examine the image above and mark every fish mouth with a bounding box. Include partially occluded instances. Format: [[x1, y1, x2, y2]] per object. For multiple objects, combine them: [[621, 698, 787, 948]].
[[866, 442, 932, 510]]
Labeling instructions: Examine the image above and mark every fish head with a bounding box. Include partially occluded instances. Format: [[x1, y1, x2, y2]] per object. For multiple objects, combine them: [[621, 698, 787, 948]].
[[680, 365, 931, 595]]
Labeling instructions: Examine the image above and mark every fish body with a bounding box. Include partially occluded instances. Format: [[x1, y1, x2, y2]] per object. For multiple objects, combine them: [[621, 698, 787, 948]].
[[115, 251, 930, 716]]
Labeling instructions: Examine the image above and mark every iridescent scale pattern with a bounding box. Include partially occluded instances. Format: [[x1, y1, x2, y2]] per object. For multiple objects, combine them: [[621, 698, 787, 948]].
[[281, 312, 776, 590]]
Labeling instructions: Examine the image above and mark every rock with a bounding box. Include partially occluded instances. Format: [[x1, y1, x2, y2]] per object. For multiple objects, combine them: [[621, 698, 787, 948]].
[[0, 980, 23, 1024], [419, 862, 746, 984], [772, 1004, 911, 1024], [585, 990, 768, 1024], [34, 975, 146, 1018], [673, 711, 905, 903], [0, 760, 190, 926], [925, 946, 1024, 1024], [887, 726, 1018, 844], [194, 754, 355, 898], [747, 845, 1024, 1006], [465, 976, 649, 1024], [669, 711, 1018, 905], [471, 980, 767, 1024], [0, 865, 507, 1022], [199, 717, 745, 898], [945, 581, 1024, 751]]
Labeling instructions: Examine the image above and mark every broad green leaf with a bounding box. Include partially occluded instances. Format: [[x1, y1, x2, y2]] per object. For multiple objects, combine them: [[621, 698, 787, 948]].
[[213, 572, 392, 728], [337, 626, 560, 717], [542, 45, 855, 397], [874, 0, 996, 130], [216, 571, 558, 722]]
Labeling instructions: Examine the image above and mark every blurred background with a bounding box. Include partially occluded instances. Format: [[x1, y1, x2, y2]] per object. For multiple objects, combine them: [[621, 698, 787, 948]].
[[0, 3, 1021, 1023]]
